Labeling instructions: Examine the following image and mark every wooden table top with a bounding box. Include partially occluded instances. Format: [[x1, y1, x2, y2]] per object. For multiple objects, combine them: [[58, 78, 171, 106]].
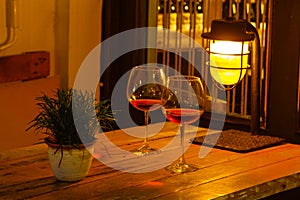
[[1, 122, 300, 200]]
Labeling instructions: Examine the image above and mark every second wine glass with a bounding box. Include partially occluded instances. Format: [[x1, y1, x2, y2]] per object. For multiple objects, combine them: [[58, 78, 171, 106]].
[[162, 75, 206, 173], [127, 65, 166, 155]]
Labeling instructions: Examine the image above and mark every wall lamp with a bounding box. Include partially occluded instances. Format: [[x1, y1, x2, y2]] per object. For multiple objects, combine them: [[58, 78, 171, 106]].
[[193, 18, 284, 152]]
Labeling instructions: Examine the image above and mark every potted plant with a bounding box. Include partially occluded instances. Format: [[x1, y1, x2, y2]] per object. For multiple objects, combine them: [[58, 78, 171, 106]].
[[26, 88, 114, 181]]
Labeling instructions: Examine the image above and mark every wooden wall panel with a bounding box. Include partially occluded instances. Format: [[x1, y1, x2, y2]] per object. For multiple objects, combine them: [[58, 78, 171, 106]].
[[268, 0, 300, 143]]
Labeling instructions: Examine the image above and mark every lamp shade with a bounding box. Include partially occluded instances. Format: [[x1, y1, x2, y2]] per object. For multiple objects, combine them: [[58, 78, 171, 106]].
[[202, 19, 255, 86], [202, 19, 255, 41]]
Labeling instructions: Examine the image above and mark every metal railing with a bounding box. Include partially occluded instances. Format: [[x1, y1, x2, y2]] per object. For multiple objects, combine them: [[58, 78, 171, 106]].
[[155, 0, 268, 128]]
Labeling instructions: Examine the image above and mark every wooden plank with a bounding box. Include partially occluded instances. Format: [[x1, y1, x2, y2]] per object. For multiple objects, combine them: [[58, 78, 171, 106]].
[[0, 144, 47, 161], [0, 164, 121, 200], [7, 143, 298, 200], [158, 157, 300, 200]]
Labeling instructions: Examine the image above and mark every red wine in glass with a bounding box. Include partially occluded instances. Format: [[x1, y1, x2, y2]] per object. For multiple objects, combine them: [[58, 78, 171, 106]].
[[165, 108, 204, 124], [130, 99, 163, 112]]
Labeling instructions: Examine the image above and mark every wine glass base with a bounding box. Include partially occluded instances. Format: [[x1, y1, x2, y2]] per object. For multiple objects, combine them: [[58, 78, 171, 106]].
[[165, 162, 198, 173], [130, 145, 160, 156]]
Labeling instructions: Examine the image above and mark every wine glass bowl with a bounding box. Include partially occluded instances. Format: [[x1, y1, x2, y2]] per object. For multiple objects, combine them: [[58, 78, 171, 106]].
[[162, 75, 206, 173], [127, 66, 166, 155], [129, 83, 164, 112]]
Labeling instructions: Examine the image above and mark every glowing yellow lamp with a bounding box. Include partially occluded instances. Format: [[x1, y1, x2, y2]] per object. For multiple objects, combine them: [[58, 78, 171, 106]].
[[202, 19, 255, 87], [209, 40, 250, 85]]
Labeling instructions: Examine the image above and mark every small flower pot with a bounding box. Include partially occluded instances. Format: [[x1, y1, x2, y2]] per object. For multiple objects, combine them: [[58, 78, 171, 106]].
[[46, 140, 94, 182]]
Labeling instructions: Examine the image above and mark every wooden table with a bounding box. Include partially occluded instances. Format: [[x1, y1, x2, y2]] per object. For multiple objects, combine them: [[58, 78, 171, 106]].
[[1, 122, 300, 199]]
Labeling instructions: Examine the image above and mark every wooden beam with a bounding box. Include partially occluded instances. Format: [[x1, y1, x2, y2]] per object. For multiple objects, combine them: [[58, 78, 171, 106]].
[[268, 0, 300, 143], [0, 51, 50, 83]]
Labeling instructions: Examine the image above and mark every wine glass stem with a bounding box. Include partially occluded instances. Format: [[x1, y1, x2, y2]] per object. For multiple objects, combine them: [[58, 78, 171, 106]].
[[179, 124, 186, 164], [144, 110, 149, 147]]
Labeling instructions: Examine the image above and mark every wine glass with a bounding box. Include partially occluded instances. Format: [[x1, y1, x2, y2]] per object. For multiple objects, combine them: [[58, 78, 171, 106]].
[[162, 75, 205, 173], [127, 65, 166, 155]]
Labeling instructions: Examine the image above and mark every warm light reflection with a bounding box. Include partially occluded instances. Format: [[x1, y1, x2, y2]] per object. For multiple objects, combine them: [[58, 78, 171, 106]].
[[209, 40, 249, 85], [170, 13, 177, 31], [145, 181, 164, 187], [93, 153, 101, 159]]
